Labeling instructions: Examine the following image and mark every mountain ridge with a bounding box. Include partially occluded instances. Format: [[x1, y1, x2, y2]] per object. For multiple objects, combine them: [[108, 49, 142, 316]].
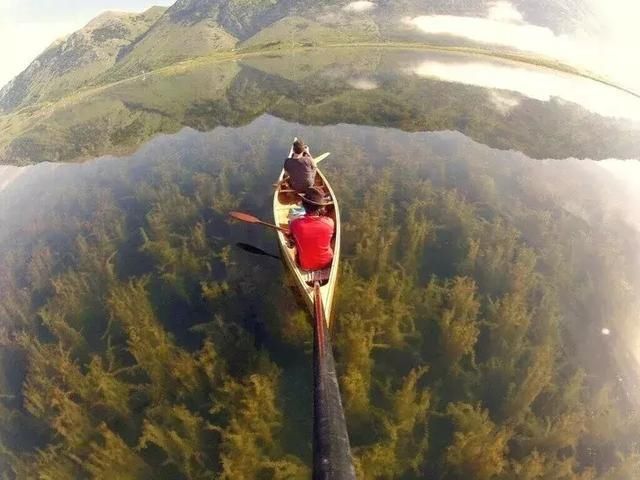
[[0, 6, 168, 112], [0, 0, 630, 114], [1, 0, 374, 112]]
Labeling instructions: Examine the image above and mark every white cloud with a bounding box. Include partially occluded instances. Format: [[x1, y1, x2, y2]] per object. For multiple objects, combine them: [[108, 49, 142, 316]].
[[582, 0, 640, 94], [405, 14, 574, 60], [343, 1, 376, 13], [486, 1, 523, 22], [489, 91, 521, 115], [408, 58, 640, 123]]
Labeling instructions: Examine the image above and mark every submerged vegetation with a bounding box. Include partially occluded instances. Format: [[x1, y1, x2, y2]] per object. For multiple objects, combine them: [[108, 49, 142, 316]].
[[1, 117, 639, 478]]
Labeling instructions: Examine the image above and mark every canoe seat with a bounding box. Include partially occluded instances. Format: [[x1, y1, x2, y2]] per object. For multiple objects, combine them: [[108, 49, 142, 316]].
[[303, 267, 331, 287]]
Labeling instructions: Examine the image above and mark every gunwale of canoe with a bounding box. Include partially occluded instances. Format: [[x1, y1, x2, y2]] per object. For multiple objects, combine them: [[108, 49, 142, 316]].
[[273, 153, 340, 327]]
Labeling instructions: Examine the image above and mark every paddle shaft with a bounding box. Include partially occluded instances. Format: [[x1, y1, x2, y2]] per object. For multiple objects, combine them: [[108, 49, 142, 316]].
[[313, 284, 356, 480], [229, 211, 289, 234], [254, 219, 289, 234]]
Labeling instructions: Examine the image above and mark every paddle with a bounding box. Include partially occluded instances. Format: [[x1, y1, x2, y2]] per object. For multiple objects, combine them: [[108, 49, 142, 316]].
[[314, 152, 331, 164], [235, 242, 280, 260], [229, 211, 289, 234]]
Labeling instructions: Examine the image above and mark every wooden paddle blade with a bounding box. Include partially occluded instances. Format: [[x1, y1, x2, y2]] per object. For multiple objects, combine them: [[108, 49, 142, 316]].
[[315, 152, 331, 164], [229, 211, 260, 223]]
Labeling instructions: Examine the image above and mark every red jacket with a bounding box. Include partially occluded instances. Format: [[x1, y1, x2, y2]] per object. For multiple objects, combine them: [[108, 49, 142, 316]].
[[289, 215, 335, 270]]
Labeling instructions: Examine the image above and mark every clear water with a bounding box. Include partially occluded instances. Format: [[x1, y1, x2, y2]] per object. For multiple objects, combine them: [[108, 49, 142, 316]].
[[1, 48, 640, 478]]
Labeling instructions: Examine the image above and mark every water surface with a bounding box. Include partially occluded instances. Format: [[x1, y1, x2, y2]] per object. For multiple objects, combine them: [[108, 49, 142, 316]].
[[1, 49, 640, 478]]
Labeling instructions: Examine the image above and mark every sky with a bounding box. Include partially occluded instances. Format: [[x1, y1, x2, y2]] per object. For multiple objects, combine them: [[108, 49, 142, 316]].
[[0, 0, 174, 89]]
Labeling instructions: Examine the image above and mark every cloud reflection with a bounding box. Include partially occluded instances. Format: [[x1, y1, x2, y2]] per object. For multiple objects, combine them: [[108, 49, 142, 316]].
[[343, 1, 376, 13], [0, 165, 28, 192], [404, 0, 640, 95], [488, 91, 521, 115], [405, 13, 571, 59], [348, 78, 379, 90], [408, 58, 640, 123], [597, 158, 640, 394], [486, 1, 523, 22]]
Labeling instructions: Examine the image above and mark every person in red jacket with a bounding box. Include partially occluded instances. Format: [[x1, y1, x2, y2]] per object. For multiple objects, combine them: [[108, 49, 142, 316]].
[[289, 186, 335, 271]]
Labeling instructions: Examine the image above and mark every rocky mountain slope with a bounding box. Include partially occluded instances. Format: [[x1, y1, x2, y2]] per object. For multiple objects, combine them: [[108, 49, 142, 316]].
[[0, 0, 364, 112], [0, 7, 167, 112], [0, 0, 600, 114], [2, 48, 639, 166]]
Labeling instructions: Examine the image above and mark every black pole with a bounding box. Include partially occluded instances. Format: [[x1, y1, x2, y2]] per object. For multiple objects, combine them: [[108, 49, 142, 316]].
[[312, 284, 356, 480]]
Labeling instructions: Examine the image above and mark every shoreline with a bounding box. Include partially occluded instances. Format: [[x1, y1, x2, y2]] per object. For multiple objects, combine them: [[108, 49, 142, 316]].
[[2, 42, 638, 120]]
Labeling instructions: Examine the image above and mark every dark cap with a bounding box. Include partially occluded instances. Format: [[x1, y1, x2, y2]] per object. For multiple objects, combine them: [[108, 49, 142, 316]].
[[299, 186, 332, 207]]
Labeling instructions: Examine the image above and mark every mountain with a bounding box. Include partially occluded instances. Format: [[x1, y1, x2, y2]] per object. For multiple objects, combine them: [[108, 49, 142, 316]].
[[100, 0, 381, 80], [103, 2, 238, 81], [0, 0, 619, 115], [2, 48, 638, 165], [0, 0, 372, 112], [0, 7, 167, 112]]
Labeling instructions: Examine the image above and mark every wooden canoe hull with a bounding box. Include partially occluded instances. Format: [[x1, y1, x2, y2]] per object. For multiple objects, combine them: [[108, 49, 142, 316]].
[[273, 151, 340, 327]]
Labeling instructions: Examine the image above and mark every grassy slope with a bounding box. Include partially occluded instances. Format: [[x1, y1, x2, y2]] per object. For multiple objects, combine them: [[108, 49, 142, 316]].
[[0, 61, 240, 164], [240, 14, 379, 51], [104, 17, 237, 82], [0, 7, 166, 112], [2, 45, 639, 166], [240, 46, 381, 81], [3, 0, 638, 114]]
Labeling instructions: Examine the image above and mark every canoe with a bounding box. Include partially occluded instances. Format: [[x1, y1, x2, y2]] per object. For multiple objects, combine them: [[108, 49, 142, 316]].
[[273, 141, 341, 327]]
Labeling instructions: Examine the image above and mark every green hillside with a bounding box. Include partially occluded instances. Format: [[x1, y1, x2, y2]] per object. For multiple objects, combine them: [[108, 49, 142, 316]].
[[1, 49, 639, 165], [0, 7, 166, 112], [104, 16, 237, 81], [0, 61, 241, 164], [0, 0, 614, 115], [105, 0, 377, 80], [240, 14, 379, 50]]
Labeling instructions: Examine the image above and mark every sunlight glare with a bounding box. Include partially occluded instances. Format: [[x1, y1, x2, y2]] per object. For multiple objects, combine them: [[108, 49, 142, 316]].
[[404, 0, 640, 94], [408, 58, 640, 124]]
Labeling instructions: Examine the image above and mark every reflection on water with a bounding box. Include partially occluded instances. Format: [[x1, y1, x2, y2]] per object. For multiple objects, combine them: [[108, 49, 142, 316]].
[[405, 0, 640, 94], [347, 77, 379, 90], [2, 48, 640, 166], [408, 57, 640, 123], [406, 11, 571, 57], [1, 49, 640, 477]]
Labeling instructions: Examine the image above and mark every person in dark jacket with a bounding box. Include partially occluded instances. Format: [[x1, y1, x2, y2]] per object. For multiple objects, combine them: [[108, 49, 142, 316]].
[[284, 139, 317, 193]]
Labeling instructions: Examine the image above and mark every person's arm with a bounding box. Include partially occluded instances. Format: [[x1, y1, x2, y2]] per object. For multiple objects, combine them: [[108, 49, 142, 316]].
[[275, 158, 292, 188], [303, 145, 317, 167], [274, 175, 290, 188], [286, 220, 297, 248]]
